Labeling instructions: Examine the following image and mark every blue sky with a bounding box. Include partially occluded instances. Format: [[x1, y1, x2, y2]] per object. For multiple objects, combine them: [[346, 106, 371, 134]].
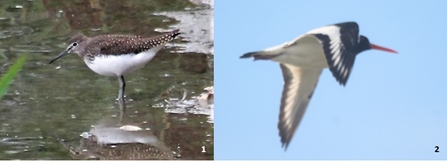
[[215, 0, 447, 159]]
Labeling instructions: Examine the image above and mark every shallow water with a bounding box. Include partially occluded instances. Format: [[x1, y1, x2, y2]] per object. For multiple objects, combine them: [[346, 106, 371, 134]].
[[0, 0, 213, 159]]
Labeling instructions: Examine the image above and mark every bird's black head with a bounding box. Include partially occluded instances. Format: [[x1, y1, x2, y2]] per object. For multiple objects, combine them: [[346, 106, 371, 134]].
[[357, 35, 398, 54], [357, 35, 372, 53]]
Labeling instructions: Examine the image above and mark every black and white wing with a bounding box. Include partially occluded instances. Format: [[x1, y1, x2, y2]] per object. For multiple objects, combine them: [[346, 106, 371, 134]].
[[308, 22, 360, 86], [278, 63, 322, 150]]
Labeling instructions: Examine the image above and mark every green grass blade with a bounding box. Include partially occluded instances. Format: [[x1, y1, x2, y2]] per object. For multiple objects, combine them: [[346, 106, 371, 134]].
[[0, 55, 27, 100]]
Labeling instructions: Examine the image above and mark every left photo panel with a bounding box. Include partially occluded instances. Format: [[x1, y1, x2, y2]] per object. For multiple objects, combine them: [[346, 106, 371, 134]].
[[0, 0, 213, 160]]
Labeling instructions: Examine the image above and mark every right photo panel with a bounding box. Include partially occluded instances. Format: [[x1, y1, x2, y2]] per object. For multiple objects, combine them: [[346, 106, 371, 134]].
[[215, 0, 447, 159]]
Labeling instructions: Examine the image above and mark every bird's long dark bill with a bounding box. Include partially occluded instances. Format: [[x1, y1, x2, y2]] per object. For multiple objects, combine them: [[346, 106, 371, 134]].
[[48, 50, 69, 64], [370, 44, 398, 54]]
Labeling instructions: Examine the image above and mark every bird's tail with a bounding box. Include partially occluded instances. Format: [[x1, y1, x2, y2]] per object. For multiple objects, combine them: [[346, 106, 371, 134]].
[[169, 29, 181, 39], [147, 29, 181, 47], [240, 43, 285, 61], [240, 50, 280, 61]]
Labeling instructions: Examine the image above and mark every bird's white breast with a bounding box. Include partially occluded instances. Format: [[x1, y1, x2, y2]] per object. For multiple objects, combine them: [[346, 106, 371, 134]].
[[84, 46, 163, 76]]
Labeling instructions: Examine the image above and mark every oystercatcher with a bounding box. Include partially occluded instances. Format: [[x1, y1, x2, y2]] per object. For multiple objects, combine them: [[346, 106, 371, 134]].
[[240, 22, 397, 150]]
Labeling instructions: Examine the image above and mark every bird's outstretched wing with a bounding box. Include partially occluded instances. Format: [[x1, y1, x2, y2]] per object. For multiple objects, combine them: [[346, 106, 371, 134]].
[[278, 63, 322, 150]]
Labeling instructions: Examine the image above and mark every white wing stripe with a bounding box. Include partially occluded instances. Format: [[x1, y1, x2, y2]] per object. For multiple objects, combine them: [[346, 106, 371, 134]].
[[278, 64, 323, 148], [331, 45, 342, 61], [333, 53, 341, 66], [283, 70, 301, 128]]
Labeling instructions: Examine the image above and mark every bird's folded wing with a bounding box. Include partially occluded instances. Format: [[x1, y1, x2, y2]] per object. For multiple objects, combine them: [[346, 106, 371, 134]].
[[278, 63, 322, 150]]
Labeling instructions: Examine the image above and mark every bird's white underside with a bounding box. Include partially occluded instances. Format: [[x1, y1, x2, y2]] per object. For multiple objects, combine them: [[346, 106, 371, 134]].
[[264, 25, 343, 69], [84, 46, 163, 76], [266, 35, 328, 69]]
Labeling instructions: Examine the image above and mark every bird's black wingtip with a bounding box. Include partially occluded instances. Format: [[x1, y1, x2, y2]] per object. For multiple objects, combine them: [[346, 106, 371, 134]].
[[282, 143, 289, 151], [337, 79, 347, 86]]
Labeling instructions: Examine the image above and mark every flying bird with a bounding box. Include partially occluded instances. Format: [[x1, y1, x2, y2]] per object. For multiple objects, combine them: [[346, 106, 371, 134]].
[[239, 22, 397, 150]]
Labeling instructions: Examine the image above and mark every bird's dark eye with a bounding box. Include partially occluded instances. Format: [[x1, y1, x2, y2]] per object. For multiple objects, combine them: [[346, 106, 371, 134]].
[[72, 42, 78, 46]]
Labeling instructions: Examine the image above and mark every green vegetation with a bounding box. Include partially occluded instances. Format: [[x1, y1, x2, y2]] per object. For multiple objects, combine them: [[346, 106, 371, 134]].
[[0, 55, 27, 100]]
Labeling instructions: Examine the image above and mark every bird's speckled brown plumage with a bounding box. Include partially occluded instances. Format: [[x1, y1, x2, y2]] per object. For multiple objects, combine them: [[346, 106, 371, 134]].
[[49, 29, 181, 101], [69, 29, 180, 60]]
